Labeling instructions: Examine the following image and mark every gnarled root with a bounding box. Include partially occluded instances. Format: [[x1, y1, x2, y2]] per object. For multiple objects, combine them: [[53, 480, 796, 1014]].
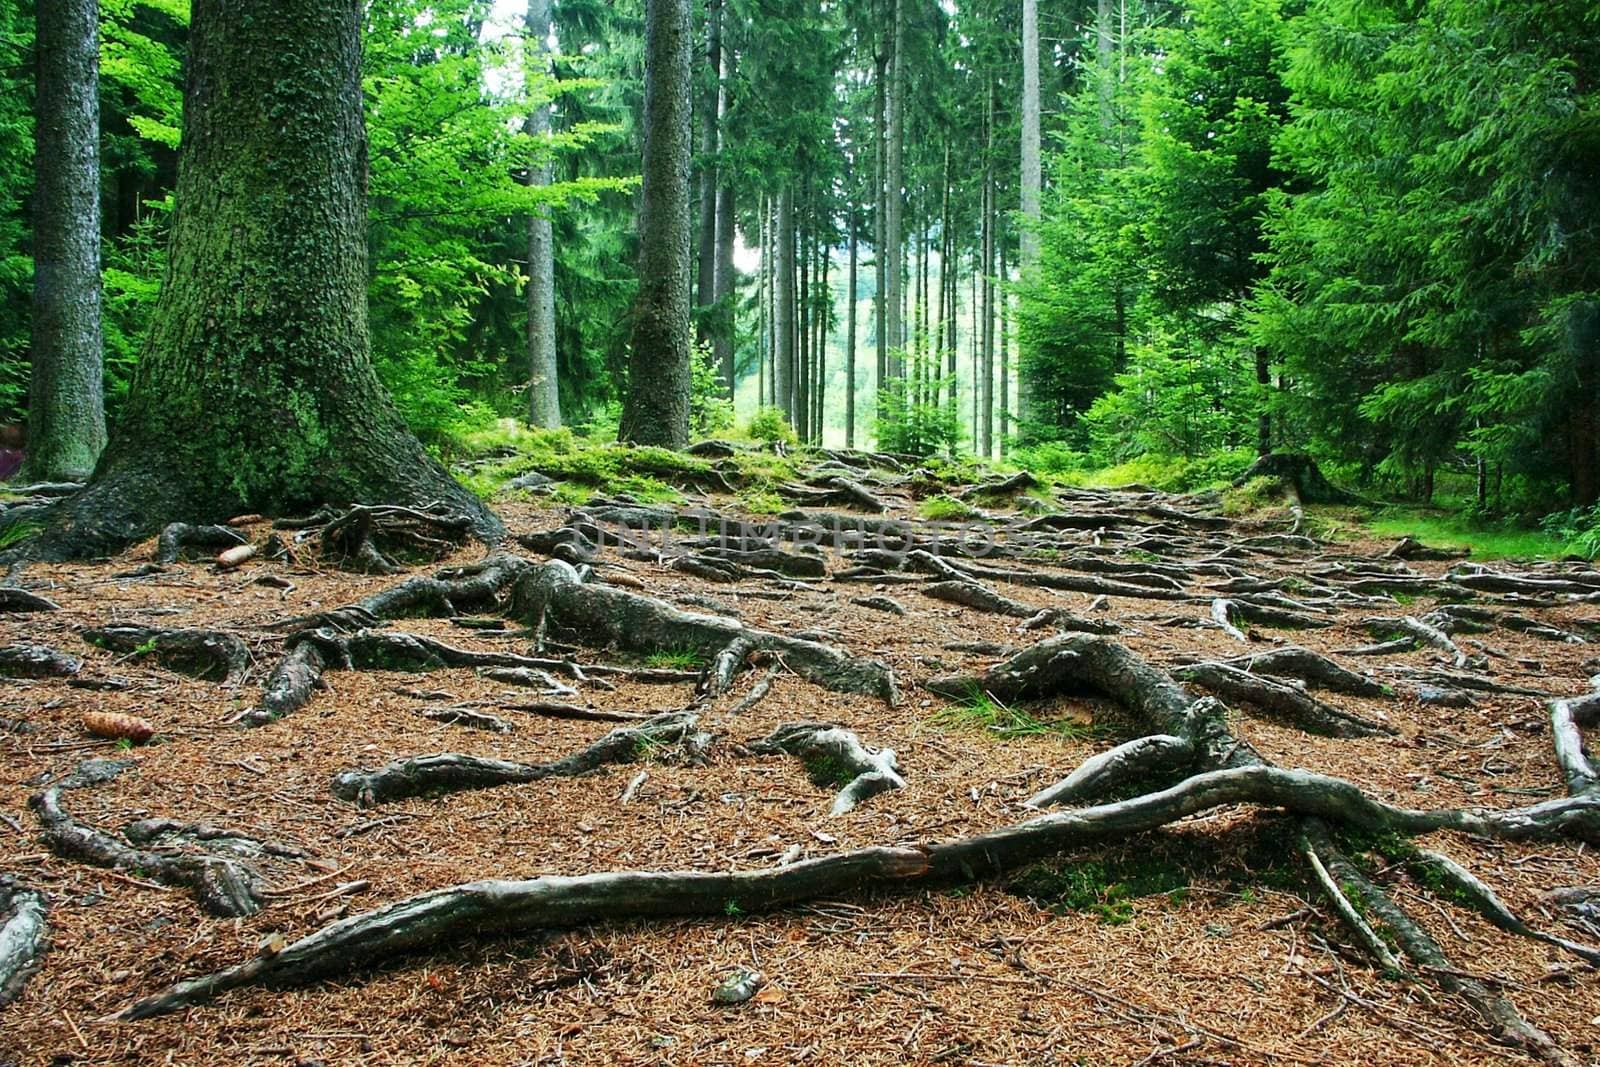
[[0, 643, 82, 678], [1172, 662, 1394, 738], [0, 880, 48, 1008], [517, 559, 897, 703], [112, 762, 1600, 1021], [1211, 646, 1390, 698], [750, 722, 905, 815], [32, 762, 265, 917], [330, 710, 702, 806], [156, 522, 247, 565], [82, 626, 250, 683]]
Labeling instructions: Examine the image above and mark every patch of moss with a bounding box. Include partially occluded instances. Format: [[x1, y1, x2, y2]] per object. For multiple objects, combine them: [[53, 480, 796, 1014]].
[[1008, 855, 1190, 925], [919, 494, 981, 521]]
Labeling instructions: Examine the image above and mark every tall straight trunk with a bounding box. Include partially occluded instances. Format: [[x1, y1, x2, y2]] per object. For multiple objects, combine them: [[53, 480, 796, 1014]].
[[1255, 347, 1272, 457], [935, 142, 951, 415], [757, 196, 768, 408], [1097, 0, 1114, 130], [19, 0, 494, 561], [998, 234, 1009, 458], [884, 0, 905, 379], [816, 240, 829, 443], [946, 221, 958, 433], [524, 0, 561, 429], [873, 50, 888, 402], [1020, 0, 1041, 269], [712, 42, 737, 395], [846, 212, 858, 448], [970, 251, 979, 446], [695, 0, 721, 325], [775, 187, 796, 422], [797, 211, 811, 440], [27, 0, 105, 482], [620, 0, 694, 447], [980, 79, 996, 459]]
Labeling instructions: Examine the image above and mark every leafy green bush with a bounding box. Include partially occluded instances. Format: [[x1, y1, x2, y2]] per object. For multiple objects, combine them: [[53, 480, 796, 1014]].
[[1008, 441, 1086, 476], [1540, 506, 1600, 560], [919, 494, 980, 521], [690, 340, 734, 438], [743, 406, 796, 446], [874, 352, 962, 458]]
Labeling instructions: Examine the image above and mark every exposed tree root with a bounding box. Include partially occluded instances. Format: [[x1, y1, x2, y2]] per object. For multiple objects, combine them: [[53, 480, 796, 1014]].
[[920, 579, 1120, 634], [0, 588, 61, 613], [1549, 693, 1600, 795], [1172, 662, 1394, 738], [329, 711, 703, 806], [0, 643, 82, 678], [518, 559, 897, 703], [749, 722, 905, 815], [314, 503, 476, 574], [1208, 646, 1390, 698], [726, 666, 780, 714], [156, 522, 247, 565], [113, 760, 1600, 1020], [82, 625, 250, 683], [1210, 599, 1249, 643], [121, 819, 304, 861], [418, 706, 514, 733], [0, 880, 48, 1008], [275, 553, 532, 633], [1302, 821, 1571, 1065], [32, 762, 265, 917], [502, 701, 651, 724], [1409, 848, 1600, 965]]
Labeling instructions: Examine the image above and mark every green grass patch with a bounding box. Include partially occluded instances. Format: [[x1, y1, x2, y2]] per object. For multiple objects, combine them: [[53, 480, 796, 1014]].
[[930, 689, 1099, 741], [1057, 450, 1253, 494], [919, 494, 981, 521], [644, 648, 702, 670], [1362, 508, 1575, 561], [0, 520, 42, 550], [1008, 855, 1190, 925]]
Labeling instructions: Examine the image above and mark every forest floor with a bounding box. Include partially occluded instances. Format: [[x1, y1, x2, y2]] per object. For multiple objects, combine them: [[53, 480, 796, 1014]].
[[3, 447, 1599, 1066]]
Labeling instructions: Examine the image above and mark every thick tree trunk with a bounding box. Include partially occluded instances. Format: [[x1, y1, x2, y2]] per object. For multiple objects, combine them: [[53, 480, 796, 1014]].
[[16, 0, 496, 562], [775, 188, 796, 422], [619, 0, 694, 448], [26, 0, 105, 483], [694, 0, 721, 330], [525, 0, 561, 430], [757, 197, 769, 406]]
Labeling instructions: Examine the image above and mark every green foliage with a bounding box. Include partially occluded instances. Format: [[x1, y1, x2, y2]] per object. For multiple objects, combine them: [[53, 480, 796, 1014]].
[[1008, 855, 1190, 925], [1366, 509, 1580, 562], [689, 340, 734, 438], [918, 495, 979, 521], [874, 353, 962, 458], [742, 407, 797, 447], [644, 648, 701, 670], [930, 690, 1099, 742], [1062, 451, 1253, 493]]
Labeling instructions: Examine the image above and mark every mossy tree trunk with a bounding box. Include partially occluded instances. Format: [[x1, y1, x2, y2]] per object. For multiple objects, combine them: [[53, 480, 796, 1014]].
[[618, 0, 693, 449], [16, 0, 496, 560], [26, 0, 105, 483]]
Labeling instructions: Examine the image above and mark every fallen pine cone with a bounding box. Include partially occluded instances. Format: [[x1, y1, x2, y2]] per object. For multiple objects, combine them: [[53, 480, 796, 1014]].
[[82, 711, 155, 744]]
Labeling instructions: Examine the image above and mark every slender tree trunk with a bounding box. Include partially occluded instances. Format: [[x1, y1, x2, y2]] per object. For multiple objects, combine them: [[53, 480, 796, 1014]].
[[757, 195, 768, 409], [27, 0, 105, 482], [797, 209, 811, 440], [980, 79, 996, 459], [817, 239, 829, 443], [873, 50, 888, 413], [18, 0, 496, 561], [620, 0, 694, 447], [1020, 0, 1041, 268], [884, 0, 905, 379], [846, 211, 858, 448], [775, 187, 796, 422], [695, 0, 721, 328], [971, 250, 980, 446], [1097, 0, 1114, 131], [712, 43, 737, 397], [998, 234, 1009, 458], [524, 0, 561, 429], [1255, 347, 1272, 458], [935, 142, 950, 415]]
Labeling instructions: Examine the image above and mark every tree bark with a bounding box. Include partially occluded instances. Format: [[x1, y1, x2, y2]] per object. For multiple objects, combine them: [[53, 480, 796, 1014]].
[[884, 0, 905, 377], [712, 33, 737, 399], [775, 188, 796, 422], [694, 0, 721, 329], [525, 0, 561, 429], [15, 0, 497, 563], [1020, 0, 1041, 269], [26, 0, 105, 483], [980, 79, 996, 458], [619, 0, 694, 448], [846, 210, 858, 448]]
